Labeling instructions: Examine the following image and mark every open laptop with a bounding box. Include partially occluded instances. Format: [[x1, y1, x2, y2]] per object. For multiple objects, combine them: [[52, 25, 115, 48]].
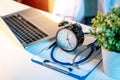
[[1, 8, 60, 54]]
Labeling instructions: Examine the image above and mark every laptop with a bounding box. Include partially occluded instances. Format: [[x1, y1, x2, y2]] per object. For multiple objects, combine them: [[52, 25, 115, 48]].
[[1, 8, 60, 54]]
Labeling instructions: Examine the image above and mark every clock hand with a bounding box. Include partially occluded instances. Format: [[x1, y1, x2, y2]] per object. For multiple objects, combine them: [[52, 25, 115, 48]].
[[66, 33, 73, 48], [66, 31, 71, 46], [67, 38, 71, 46]]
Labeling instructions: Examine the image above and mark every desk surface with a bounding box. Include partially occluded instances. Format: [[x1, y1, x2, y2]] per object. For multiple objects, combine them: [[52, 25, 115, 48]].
[[0, 0, 114, 80]]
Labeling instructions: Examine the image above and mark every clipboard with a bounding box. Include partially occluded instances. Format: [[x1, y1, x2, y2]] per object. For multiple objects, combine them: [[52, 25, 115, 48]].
[[31, 44, 102, 79]]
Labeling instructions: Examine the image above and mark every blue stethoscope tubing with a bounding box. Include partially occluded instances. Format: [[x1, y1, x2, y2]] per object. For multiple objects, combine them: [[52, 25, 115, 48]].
[[50, 40, 100, 66], [49, 40, 102, 79]]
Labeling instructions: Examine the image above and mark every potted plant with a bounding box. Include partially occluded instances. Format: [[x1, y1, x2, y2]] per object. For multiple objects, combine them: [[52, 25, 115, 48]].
[[90, 7, 120, 79]]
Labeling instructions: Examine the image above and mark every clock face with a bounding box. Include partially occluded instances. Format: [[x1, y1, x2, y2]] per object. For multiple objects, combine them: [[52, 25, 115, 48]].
[[56, 28, 78, 51]]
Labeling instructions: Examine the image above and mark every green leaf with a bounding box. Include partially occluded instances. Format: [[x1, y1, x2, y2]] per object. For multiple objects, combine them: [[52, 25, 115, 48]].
[[90, 7, 120, 52]]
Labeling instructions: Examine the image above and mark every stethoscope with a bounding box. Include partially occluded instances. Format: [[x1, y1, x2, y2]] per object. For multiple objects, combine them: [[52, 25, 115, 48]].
[[49, 36, 101, 66], [45, 37, 102, 79]]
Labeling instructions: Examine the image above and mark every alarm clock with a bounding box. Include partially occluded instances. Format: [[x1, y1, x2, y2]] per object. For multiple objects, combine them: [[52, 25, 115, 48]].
[[56, 21, 84, 51]]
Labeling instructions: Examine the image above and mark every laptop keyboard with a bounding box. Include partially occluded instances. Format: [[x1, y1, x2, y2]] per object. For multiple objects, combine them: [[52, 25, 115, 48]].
[[2, 14, 48, 45]]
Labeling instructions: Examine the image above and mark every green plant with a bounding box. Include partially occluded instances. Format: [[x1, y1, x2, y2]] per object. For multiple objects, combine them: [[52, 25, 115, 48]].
[[90, 7, 120, 52]]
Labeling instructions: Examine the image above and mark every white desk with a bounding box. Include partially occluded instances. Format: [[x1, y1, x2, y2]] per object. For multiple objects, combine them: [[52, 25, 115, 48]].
[[0, 1, 114, 80]]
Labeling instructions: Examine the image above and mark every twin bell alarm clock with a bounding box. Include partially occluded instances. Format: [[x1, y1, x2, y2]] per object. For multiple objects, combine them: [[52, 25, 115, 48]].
[[56, 21, 84, 52]]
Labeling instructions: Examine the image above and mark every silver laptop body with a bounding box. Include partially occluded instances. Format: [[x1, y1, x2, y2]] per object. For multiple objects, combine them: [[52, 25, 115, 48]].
[[2, 8, 60, 48]]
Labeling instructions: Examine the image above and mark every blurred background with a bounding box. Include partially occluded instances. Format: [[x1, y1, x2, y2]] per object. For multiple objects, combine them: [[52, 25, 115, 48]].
[[15, 0, 97, 26], [15, 0, 120, 26]]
